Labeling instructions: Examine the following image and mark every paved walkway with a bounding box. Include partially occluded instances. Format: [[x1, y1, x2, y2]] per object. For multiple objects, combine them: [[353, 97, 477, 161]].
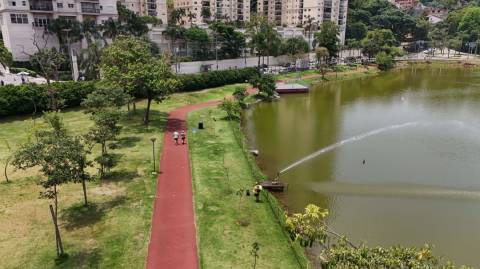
[[146, 100, 220, 269]]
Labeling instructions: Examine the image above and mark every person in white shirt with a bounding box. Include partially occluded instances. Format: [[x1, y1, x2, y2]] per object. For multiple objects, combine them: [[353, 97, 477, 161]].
[[173, 131, 179, 145]]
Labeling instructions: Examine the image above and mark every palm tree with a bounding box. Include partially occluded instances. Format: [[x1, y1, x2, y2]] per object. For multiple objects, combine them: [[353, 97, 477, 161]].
[[79, 41, 102, 80], [82, 18, 101, 44], [101, 18, 122, 44]]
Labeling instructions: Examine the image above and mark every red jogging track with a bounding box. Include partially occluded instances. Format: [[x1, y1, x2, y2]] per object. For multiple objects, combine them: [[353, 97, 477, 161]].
[[146, 100, 220, 269]]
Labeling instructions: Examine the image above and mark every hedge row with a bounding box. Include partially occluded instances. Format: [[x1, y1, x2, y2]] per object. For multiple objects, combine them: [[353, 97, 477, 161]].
[[0, 81, 96, 117], [0, 68, 259, 117], [178, 67, 259, 92]]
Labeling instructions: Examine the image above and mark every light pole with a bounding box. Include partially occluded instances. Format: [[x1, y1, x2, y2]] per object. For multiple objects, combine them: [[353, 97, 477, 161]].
[[150, 137, 157, 173]]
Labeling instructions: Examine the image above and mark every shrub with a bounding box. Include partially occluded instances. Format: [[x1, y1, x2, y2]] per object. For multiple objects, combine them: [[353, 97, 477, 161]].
[[375, 52, 395, 71], [0, 81, 97, 117], [177, 67, 259, 92]]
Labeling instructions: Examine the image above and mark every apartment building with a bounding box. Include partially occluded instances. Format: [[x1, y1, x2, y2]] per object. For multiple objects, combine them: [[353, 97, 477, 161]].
[[173, 0, 250, 25], [0, 0, 118, 61], [261, 0, 348, 43], [121, 0, 167, 24], [0, 0, 168, 61]]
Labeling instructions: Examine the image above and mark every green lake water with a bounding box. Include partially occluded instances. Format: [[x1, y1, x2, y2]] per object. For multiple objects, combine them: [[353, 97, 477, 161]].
[[243, 67, 480, 267]]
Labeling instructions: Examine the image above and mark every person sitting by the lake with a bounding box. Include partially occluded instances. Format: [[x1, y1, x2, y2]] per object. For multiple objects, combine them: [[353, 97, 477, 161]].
[[180, 130, 186, 144], [253, 182, 263, 203], [173, 131, 179, 145]]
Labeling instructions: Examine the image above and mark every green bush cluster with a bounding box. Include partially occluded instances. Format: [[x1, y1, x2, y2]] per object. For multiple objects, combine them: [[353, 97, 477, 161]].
[[0, 81, 96, 117], [178, 67, 259, 92]]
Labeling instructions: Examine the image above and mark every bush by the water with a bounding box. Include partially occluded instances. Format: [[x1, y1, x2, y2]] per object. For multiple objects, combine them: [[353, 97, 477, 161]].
[[178, 68, 258, 92], [375, 52, 395, 71], [0, 81, 96, 117]]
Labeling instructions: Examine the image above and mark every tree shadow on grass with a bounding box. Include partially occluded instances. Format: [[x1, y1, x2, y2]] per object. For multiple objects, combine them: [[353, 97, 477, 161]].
[[123, 111, 168, 134], [60, 196, 126, 231], [55, 248, 102, 269], [112, 136, 141, 149], [103, 170, 138, 183]]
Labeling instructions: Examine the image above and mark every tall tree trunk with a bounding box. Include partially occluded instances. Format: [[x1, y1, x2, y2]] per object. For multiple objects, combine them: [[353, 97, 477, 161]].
[[144, 98, 152, 125], [54, 185, 58, 220], [49, 204, 64, 257], [4, 157, 10, 183], [82, 178, 88, 206]]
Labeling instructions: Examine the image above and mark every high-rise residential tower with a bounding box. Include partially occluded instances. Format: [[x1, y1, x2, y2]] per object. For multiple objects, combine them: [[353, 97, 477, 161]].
[[173, 0, 250, 25], [262, 0, 348, 43]]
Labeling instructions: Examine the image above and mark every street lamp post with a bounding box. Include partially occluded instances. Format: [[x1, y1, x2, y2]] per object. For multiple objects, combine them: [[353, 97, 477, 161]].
[[150, 137, 157, 173]]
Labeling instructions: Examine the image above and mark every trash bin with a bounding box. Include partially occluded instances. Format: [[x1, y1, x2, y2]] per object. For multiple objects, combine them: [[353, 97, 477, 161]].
[[198, 122, 204, 129]]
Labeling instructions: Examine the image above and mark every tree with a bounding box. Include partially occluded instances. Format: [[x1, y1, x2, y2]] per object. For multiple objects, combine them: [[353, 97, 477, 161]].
[[101, 37, 179, 124], [82, 87, 129, 178], [79, 41, 103, 80], [282, 37, 309, 65], [346, 21, 368, 40], [169, 8, 186, 24], [117, 2, 149, 36], [218, 98, 242, 120], [249, 74, 276, 100], [458, 7, 480, 42], [184, 27, 211, 61], [2, 139, 12, 182], [12, 113, 92, 257], [82, 18, 101, 44], [361, 29, 397, 59], [287, 204, 468, 267], [315, 21, 340, 59], [101, 18, 122, 42], [47, 17, 83, 53], [375, 51, 395, 70], [315, 47, 330, 79], [210, 21, 247, 59], [201, 7, 212, 21], [0, 42, 12, 69], [285, 204, 329, 247], [250, 242, 260, 269], [24, 34, 67, 85], [303, 16, 317, 52], [85, 109, 122, 178], [247, 15, 280, 68]]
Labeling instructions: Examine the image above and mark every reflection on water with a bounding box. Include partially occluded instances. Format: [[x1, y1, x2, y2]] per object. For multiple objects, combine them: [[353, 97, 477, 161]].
[[243, 67, 480, 267]]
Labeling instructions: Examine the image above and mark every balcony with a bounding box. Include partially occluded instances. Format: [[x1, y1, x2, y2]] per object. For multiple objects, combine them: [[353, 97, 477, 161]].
[[81, 7, 100, 13], [30, 2, 53, 11]]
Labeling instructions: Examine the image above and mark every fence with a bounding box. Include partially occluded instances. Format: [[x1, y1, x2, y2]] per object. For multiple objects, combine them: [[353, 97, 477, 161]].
[[227, 113, 312, 269]]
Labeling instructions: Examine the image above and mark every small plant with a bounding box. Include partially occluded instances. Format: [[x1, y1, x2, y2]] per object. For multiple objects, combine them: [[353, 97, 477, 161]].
[[250, 242, 260, 269]]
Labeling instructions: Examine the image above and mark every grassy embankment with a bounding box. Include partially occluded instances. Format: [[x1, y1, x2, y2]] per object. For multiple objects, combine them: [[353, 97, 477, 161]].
[[188, 107, 307, 269], [0, 84, 244, 269], [276, 65, 380, 86]]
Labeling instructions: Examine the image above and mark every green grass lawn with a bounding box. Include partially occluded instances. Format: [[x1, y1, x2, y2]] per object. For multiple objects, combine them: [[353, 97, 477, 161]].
[[188, 107, 302, 269], [0, 84, 244, 269]]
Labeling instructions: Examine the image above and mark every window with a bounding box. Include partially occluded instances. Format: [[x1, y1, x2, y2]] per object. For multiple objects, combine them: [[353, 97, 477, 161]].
[[68, 3, 74, 8], [34, 17, 50, 27], [10, 13, 28, 24], [22, 1, 26, 5], [8, 1, 16, 6], [57, 2, 63, 8]]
